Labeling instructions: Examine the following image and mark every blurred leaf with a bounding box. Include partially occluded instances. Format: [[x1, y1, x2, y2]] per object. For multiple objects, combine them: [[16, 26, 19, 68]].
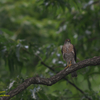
[[0, 0, 100, 99]]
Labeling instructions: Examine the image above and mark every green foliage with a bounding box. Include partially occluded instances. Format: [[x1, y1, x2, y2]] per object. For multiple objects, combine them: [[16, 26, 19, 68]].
[[0, 0, 100, 99]]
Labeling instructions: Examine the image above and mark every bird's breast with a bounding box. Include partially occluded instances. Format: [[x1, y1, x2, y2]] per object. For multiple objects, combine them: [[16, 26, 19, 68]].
[[63, 44, 73, 53]]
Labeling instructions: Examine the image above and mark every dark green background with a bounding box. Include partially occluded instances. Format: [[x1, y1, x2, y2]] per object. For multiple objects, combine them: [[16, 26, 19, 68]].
[[0, 0, 100, 100]]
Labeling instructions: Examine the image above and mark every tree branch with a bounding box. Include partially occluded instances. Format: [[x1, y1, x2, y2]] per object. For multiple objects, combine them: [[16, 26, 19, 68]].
[[34, 50, 90, 99], [41, 61, 91, 100], [1, 56, 100, 100]]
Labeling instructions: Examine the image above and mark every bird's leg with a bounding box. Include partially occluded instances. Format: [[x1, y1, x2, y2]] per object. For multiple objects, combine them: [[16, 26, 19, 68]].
[[65, 65, 69, 69], [65, 64, 69, 69], [68, 61, 72, 67], [64, 62, 69, 69], [64, 61, 72, 69]]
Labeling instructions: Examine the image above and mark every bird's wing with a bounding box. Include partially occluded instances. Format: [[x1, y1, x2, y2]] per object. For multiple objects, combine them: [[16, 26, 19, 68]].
[[72, 45, 76, 61]]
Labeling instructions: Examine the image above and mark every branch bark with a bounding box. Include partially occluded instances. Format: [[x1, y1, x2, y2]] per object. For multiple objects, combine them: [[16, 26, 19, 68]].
[[41, 61, 91, 100], [1, 56, 100, 100], [35, 51, 90, 99]]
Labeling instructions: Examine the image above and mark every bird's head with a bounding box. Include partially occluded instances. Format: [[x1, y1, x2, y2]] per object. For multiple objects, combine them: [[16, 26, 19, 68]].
[[64, 39, 71, 44]]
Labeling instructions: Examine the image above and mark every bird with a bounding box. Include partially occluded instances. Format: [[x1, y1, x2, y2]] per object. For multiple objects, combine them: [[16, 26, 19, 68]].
[[61, 39, 77, 77]]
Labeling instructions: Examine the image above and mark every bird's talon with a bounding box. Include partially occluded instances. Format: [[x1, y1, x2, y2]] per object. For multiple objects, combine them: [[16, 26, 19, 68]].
[[64, 65, 69, 69], [68, 64, 72, 67], [68, 61, 72, 67]]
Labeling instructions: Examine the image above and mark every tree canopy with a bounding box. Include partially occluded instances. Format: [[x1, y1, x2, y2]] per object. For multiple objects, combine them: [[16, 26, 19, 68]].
[[0, 0, 100, 100]]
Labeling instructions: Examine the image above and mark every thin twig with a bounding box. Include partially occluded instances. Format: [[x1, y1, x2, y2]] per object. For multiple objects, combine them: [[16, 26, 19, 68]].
[[24, 48, 91, 99], [41, 61, 91, 100], [1, 56, 100, 100]]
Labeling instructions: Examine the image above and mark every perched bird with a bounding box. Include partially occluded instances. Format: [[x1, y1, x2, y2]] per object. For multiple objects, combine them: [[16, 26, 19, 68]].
[[61, 39, 77, 77]]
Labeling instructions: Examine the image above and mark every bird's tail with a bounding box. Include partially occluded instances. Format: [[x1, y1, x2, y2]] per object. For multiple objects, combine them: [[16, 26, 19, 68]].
[[71, 71, 77, 77], [71, 61, 77, 77]]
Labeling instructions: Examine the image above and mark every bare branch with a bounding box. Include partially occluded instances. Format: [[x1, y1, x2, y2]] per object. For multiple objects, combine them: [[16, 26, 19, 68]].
[[1, 56, 100, 100], [41, 61, 91, 100], [35, 51, 90, 99]]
